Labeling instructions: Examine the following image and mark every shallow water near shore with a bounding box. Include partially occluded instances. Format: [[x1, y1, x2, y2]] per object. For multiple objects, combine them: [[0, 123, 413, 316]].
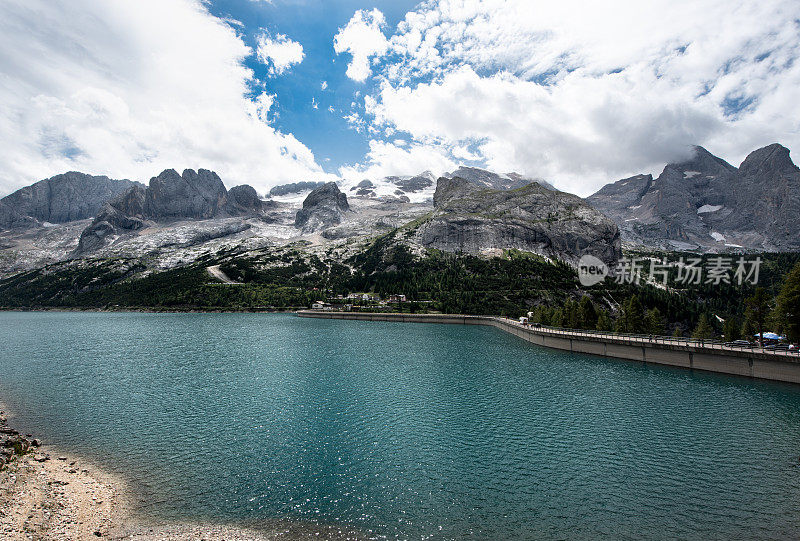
[[1, 311, 800, 539]]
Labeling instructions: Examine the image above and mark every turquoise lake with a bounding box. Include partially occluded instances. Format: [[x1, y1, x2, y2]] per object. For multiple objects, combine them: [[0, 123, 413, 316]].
[[1, 311, 800, 539]]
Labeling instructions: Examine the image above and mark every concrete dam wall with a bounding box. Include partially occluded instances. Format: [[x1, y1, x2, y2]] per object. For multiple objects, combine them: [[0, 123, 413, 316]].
[[296, 311, 800, 385]]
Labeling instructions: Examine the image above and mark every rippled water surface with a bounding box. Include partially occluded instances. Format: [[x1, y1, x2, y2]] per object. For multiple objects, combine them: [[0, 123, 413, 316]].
[[1, 312, 800, 539]]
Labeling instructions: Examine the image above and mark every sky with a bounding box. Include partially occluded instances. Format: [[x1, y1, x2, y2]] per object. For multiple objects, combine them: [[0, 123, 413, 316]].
[[1, 0, 799, 197]]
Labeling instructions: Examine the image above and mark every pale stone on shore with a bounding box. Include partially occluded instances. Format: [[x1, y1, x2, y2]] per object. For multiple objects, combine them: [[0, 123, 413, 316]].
[[1, 406, 365, 540], [0, 446, 119, 541]]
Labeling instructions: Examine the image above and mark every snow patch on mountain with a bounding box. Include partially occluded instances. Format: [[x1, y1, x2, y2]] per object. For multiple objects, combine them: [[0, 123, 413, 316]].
[[339, 172, 437, 203]]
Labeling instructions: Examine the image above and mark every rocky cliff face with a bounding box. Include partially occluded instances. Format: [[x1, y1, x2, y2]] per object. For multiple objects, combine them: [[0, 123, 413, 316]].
[[584, 174, 653, 216], [143, 169, 228, 220], [294, 182, 350, 233], [226, 185, 263, 215], [0, 201, 36, 230], [416, 177, 621, 266], [586, 144, 800, 251], [78, 168, 263, 251], [717, 144, 800, 249], [77, 185, 147, 252], [432, 176, 482, 208], [0, 172, 137, 228]]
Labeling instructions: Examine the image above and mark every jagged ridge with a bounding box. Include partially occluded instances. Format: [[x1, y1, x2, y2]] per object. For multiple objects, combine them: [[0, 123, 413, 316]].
[[586, 144, 800, 251]]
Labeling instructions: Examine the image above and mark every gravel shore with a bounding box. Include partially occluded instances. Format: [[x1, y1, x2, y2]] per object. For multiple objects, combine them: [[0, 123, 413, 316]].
[[0, 444, 122, 540], [0, 409, 365, 540]]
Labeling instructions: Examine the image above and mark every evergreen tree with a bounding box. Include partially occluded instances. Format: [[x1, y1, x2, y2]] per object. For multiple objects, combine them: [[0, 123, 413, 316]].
[[645, 307, 663, 335], [741, 314, 756, 342], [531, 305, 551, 325], [745, 287, 770, 345], [774, 262, 800, 343], [579, 296, 598, 330], [614, 315, 626, 333], [625, 295, 645, 333], [596, 310, 612, 332], [722, 316, 741, 341], [692, 313, 715, 340], [565, 300, 579, 328]]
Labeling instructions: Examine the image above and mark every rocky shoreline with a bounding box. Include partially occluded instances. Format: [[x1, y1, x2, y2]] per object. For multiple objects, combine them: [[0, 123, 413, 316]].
[[0, 412, 123, 541], [1, 409, 124, 540], [0, 408, 365, 540], [0, 411, 41, 469]]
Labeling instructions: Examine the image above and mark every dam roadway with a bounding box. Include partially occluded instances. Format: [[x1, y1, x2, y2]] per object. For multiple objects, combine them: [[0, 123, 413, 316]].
[[296, 310, 800, 385]]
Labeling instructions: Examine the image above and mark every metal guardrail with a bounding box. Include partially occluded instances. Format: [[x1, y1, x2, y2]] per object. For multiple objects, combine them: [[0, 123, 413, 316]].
[[498, 318, 800, 358], [301, 309, 799, 359]]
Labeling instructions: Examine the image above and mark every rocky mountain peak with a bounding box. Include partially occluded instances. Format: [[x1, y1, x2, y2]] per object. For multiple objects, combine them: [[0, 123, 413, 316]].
[[0, 171, 138, 228], [418, 176, 621, 266], [433, 176, 480, 209], [145, 168, 227, 220], [586, 142, 800, 251], [445, 166, 531, 191], [587, 174, 652, 207], [443, 166, 559, 192], [226, 185, 263, 214], [739, 143, 797, 178], [294, 182, 350, 232], [350, 179, 376, 197], [300, 182, 349, 210], [77, 167, 263, 252], [660, 146, 737, 178]]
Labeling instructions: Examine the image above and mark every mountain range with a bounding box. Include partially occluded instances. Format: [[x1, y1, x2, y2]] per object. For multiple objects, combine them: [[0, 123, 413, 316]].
[[0, 144, 797, 283], [77, 168, 263, 252], [586, 143, 800, 251], [0, 165, 621, 280]]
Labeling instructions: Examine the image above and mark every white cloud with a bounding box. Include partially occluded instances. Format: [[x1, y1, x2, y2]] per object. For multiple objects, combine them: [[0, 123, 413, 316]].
[[255, 31, 304, 76], [348, 0, 800, 195], [368, 66, 721, 195], [0, 0, 331, 195], [343, 112, 366, 133], [339, 140, 455, 181], [333, 8, 389, 82], [221, 17, 245, 29], [248, 92, 276, 124]]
